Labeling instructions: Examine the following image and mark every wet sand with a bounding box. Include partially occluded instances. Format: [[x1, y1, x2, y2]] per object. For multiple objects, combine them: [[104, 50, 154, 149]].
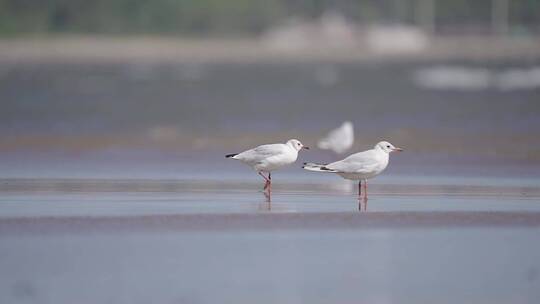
[[1, 36, 539, 64], [1, 211, 540, 236]]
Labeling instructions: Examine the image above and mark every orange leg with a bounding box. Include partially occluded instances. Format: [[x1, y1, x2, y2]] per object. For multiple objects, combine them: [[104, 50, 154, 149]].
[[258, 172, 271, 191], [358, 181, 363, 211]]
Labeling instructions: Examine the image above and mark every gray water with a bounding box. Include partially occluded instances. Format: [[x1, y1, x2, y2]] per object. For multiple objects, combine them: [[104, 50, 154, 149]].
[[1, 177, 540, 216], [1, 226, 539, 304], [1, 175, 540, 303]]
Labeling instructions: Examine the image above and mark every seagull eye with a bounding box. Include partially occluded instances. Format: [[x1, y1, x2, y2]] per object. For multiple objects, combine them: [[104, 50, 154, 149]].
[[387, 145, 390, 148]]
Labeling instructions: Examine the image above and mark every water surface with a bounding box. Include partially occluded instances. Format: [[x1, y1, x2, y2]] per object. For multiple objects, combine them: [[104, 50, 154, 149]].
[[1, 174, 539, 304]]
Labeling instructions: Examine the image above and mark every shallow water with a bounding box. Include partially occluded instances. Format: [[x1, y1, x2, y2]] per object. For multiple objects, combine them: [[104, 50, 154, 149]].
[[1, 175, 539, 303], [0, 175, 539, 216], [1, 227, 539, 304]]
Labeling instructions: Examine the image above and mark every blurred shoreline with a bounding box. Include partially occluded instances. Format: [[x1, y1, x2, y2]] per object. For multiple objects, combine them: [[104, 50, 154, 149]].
[[0, 35, 539, 64]]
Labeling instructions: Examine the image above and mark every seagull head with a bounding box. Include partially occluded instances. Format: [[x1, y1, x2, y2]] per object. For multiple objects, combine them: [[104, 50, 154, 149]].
[[287, 139, 309, 151], [376, 141, 403, 153]]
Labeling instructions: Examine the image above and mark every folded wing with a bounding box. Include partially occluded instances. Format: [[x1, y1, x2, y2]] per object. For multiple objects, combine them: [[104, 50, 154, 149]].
[[235, 144, 285, 163], [325, 150, 380, 174]]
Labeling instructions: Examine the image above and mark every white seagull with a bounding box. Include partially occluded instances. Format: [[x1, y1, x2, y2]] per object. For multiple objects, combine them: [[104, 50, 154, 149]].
[[303, 141, 402, 199], [226, 139, 309, 192], [317, 121, 354, 154]]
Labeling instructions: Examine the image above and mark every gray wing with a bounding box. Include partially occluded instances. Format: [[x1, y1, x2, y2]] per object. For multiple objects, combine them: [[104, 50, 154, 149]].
[[325, 149, 380, 173], [235, 144, 286, 163]]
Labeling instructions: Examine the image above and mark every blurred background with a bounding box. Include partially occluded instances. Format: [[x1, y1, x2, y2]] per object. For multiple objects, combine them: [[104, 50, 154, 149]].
[[0, 0, 539, 179]]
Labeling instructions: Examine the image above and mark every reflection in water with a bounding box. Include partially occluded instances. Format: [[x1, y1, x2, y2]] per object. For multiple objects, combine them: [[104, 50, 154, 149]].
[[358, 196, 368, 212], [1, 227, 539, 304], [262, 190, 271, 211], [258, 172, 273, 208], [257, 200, 272, 211]]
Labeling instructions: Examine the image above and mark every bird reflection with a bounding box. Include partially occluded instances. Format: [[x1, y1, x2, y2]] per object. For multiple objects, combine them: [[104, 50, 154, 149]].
[[259, 190, 272, 211], [358, 196, 368, 212]]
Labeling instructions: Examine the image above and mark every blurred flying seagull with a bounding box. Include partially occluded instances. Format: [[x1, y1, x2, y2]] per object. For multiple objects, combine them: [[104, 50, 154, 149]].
[[317, 121, 354, 154], [303, 141, 402, 201], [226, 139, 309, 193]]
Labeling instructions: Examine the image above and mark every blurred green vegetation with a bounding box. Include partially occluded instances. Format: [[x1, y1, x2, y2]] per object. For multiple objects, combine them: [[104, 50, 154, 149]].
[[0, 0, 538, 36], [0, 0, 286, 35]]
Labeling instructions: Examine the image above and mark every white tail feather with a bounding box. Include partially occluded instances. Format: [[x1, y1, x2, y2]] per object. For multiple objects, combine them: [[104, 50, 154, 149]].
[[302, 162, 337, 173]]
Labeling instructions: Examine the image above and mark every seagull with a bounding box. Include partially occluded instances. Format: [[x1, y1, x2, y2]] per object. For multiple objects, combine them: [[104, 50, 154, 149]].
[[317, 121, 354, 154], [303, 141, 402, 200], [226, 139, 309, 192]]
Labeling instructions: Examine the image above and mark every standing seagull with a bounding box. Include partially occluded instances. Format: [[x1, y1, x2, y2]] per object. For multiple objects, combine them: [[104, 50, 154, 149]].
[[303, 141, 402, 201], [317, 121, 354, 154], [226, 139, 309, 193]]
